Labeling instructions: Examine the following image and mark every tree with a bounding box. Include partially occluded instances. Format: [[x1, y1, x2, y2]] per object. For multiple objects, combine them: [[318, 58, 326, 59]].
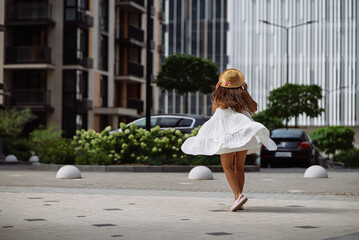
[[0, 108, 36, 139], [310, 126, 355, 157], [266, 84, 324, 127], [0, 108, 36, 160], [252, 110, 285, 132], [155, 54, 218, 112]]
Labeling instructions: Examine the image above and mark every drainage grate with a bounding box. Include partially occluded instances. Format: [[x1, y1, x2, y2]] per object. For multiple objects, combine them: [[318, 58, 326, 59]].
[[3, 226, 14, 228], [295, 226, 319, 229], [206, 232, 233, 236], [77, 216, 86, 218], [92, 224, 117, 227], [111, 235, 123, 238], [209, 210, 227, 212], [25, 219, 46, 222], [180, 219, 190, 221], [287, 205, 304, 208], [28, 197, 43, 199], [103, 208, 123, 211]]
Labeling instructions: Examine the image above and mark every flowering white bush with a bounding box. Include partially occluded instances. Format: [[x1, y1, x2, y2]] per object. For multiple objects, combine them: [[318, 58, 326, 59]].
[[71, 123, 204, 165]]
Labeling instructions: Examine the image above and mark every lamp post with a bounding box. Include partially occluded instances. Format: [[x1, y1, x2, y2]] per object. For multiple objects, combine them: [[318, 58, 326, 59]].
[[259, 20, 317, 85], [145, 0, 152, 130]]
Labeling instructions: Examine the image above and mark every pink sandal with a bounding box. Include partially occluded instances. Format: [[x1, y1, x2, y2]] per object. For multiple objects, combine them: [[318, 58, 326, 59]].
[[231, 194, 247, 211]]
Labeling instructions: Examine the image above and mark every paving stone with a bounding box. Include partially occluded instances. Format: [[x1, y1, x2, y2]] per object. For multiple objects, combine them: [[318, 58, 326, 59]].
[[0, 168, 358, 240]]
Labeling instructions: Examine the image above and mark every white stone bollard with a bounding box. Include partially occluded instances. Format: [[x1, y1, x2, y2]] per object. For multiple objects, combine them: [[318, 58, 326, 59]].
[[304, 165, 328, 178], [5, 154, 17, 162], [29, 155, 39, 163], [56, 165, 82, 179], [188, 166, 213, 180]]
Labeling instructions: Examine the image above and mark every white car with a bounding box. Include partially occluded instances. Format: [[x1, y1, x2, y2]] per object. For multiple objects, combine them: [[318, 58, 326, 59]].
[[111, 114, 210, 134]]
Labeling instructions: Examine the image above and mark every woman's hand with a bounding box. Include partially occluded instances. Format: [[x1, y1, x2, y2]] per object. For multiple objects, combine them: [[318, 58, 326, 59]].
[[212, 103, 218, 112]]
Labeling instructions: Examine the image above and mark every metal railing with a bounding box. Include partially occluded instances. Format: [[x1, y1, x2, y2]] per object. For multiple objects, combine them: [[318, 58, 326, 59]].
[[116, 0, 145, 7], [6, 46, 51, 64], [12, 89, 51, 106], [115, 61, 144, 78], [116, 24, 144, 42], [6, 2, 53, 22]]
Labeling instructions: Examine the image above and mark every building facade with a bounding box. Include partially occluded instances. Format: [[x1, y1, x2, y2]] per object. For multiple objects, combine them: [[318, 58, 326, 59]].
[[0, 0, 160, 137], [160, 0, 228, 115], [227, 0, 358, 138]]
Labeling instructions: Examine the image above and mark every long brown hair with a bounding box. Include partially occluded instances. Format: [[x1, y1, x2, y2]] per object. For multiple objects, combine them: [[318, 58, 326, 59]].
[[211, 83, 258, 114]]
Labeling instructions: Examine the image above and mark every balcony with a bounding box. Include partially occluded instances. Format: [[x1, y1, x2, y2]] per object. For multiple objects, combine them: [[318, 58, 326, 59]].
[[5, 2, 55, 26], [115, 61, 144, 78], [63, 53, 93, 68], [115, 0, 146, 13], [6, 46, 51, 64], [116, 24, 145, 47], [77, 99, 93, 113], [65, 9, 94, 28], [127, 98, 144, 113], [11, 89, 52, 111]]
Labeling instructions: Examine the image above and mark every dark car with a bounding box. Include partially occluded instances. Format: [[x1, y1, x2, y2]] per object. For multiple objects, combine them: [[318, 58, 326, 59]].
[[111, 114, 210, 134], [260, 128, 320, 168]]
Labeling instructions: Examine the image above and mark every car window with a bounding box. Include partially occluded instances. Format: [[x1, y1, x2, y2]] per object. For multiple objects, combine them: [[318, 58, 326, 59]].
[[305, 132, 313, 142], [158, 117, 180, 128], [177, 118, 193, 127], [131, 117, 158, 128], [271, 130, 304, 139]]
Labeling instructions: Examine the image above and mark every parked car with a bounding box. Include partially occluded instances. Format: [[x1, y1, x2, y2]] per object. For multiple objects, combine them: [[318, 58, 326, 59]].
[[260, 128, 321, 168], [110, 114, 210, 134]]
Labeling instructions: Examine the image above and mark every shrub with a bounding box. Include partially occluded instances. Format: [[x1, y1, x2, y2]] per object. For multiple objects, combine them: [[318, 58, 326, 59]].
[[3, 138, 33, 161], [30, 125, 62, 145], [310, 126, 355, 155], [75, 149, 112, 165], [333, 148, 359, 168], [70, 124, 222, 166], [72, 127, 121, 164], [0, 108, 36, 139], [35, 137, 75, 164]]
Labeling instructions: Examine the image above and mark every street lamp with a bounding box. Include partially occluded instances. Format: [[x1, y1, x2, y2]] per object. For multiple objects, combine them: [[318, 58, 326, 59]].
[[259, 20, 317, 85]]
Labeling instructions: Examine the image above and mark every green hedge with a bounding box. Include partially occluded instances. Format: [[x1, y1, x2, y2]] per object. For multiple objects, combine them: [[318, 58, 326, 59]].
[[32, 123, 220, 165], [333, 148, 359, 168]]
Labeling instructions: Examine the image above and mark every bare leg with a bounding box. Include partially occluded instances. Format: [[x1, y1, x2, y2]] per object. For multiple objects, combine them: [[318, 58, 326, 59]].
[[220, 152, 241, 200], [234, 151, 248, 194]]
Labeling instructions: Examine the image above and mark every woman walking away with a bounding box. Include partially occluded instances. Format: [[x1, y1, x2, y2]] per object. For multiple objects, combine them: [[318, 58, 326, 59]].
[[181, 68, 277, 211]]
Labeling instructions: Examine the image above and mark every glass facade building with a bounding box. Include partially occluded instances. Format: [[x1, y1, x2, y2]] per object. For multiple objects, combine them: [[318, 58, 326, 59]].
[[228, 0, 359, 128], [161, 0, 228, 115]]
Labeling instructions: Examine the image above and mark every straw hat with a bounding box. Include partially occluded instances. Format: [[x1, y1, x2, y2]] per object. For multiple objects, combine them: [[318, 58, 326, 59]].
[[218, 68, 245, 88]]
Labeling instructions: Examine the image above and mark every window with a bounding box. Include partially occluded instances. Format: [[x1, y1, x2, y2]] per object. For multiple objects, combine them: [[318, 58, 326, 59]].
[[132, 117, 158, 128], [100, 0, 109, 32], [177, 118, 193, 127], [99, 35, 108, 70], [63, 70, 88, 107], [158, 117, 180, 128], [63, 28, 89, 65], [100, 75, 108, 107]]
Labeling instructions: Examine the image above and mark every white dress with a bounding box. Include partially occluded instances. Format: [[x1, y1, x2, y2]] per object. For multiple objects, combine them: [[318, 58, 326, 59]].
[[181, 108, 277, 155]]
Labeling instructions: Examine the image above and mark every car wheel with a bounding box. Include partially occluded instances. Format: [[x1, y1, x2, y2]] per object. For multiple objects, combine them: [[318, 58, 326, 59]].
[[260, 159, 269, 168]]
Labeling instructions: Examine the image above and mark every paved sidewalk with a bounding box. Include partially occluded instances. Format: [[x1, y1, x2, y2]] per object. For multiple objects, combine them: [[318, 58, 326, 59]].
[[0, 167, 359, 240]]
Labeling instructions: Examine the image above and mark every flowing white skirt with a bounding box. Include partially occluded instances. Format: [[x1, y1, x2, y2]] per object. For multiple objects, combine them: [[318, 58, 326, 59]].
[[181, 108, 277, 155]]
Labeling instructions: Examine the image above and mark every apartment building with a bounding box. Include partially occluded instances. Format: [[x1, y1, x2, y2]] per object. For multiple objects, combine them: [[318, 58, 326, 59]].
[[0, 0, 160, 138]]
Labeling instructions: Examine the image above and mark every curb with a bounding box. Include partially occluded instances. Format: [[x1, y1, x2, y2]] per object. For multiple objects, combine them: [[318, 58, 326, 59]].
[[31, 163, 260, 173]]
